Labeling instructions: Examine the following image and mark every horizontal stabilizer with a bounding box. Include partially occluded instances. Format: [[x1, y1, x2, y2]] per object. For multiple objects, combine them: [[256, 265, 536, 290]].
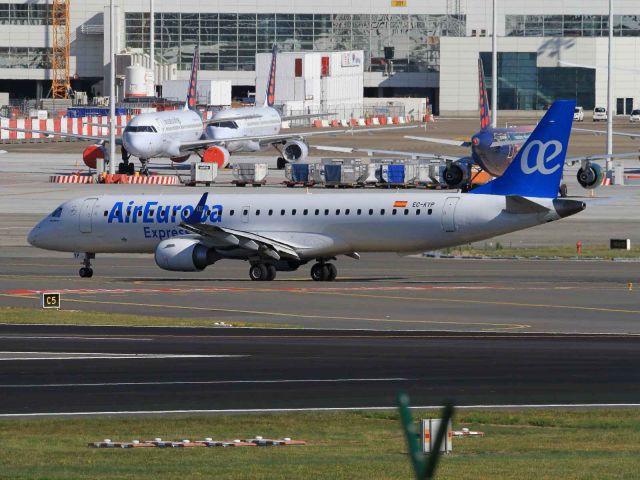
[[504, 195, 550, 214]]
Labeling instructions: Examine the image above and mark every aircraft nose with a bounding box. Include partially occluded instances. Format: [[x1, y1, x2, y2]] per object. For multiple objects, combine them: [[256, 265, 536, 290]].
[[27, 224, 41, 247]]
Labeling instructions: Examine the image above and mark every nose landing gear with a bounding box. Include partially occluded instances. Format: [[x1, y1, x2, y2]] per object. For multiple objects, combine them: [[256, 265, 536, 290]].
[[78, 253, 95, 278]]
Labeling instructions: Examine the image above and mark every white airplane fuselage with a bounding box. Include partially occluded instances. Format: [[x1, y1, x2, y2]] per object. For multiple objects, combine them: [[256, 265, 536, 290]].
[[205, 106, 282, 153], [28, 192, 567, 259], [122, 109, 204, 159]]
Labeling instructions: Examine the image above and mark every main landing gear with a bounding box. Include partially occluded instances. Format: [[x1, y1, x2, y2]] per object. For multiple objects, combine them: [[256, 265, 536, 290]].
[[78, 253, 95, 278], [310, 261, 337, 282], [249, 263, 277, 281]]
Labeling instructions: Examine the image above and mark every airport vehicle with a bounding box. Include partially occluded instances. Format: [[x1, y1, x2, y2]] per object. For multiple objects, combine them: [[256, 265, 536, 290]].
[[28, 101, 585, 281], [629, 109, 640, 122], [593, 107, 607, 122], [2, 45, 411, 174], [573, 106, 584, 122]]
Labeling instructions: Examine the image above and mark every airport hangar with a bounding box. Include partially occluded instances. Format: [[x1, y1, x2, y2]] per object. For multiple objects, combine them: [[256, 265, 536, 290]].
[[1, 0, 640, 116]]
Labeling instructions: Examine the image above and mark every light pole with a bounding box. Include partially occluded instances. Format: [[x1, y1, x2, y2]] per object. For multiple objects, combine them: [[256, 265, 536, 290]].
[[108, 0, 116, 175], [606, 0, 614, 181], [491, 0, 498, 128]]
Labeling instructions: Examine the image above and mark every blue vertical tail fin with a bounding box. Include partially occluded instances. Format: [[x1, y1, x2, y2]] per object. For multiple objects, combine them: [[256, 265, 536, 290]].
[[264, 44, 278, 107], [185, 46, 199, 111], [478, 58, 491, 130], [470, 100, 575, 199]]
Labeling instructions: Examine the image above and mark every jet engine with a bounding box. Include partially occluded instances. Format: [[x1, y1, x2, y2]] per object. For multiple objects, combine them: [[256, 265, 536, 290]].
[[282, 140, 309, 161], [154, 238, 219, 272], [442, 160, 471, 190], [170, 153, 191, 163], [82, 145, 105, 169], [202, 146, 230, 168], [577, 163, 604, 189]]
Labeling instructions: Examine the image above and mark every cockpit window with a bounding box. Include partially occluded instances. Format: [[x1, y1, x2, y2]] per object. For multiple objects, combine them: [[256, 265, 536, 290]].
[[124, 125, 157, 133], [216, 121, 239, 129], [51, 207, 63, 218]]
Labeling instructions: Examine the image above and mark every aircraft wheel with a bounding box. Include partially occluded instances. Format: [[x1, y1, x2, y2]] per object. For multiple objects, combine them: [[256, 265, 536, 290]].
[[266, 264, 277, 281], [326, 263, 337, 281], [127, 163, 135, 175], [310, 263, 329, 281], [79, 267, 93, 278], [277, 157, 287, 170], [117, 162, 126, 174], [249, 263, 269, 281], [559, 183, 568, 198]]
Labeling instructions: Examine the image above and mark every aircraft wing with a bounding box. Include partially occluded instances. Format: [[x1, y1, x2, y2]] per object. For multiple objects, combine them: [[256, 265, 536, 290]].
[[203, 114, 263, 125], [177, 125, 418, 151], [180, 222, 300, 261], [564, 151, 640, 166], [573, 127, 640, 139], [310, 144, 459, 162], [0, 126, 121, 144], [404, 135, 472, 148]]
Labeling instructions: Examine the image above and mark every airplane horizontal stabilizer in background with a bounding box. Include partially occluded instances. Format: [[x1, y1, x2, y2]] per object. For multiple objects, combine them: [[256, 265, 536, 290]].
[[470, 100, 575, 198]]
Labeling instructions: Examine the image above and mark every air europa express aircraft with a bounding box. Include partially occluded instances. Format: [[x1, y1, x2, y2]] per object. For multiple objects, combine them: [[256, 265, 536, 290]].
[[28, 101, 584, 281]]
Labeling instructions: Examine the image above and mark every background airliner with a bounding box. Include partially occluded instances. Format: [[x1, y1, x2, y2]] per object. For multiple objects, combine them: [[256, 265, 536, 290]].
[[3, 45, 412, 174], [28, 101, 584, 281]]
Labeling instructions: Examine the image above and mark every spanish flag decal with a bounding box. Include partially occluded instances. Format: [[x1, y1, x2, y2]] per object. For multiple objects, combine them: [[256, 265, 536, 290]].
[[393, 200, 408, 208]]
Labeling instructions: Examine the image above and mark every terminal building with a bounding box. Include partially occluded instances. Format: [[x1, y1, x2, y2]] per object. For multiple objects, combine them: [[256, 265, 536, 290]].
[[1, 0, 640, 115]]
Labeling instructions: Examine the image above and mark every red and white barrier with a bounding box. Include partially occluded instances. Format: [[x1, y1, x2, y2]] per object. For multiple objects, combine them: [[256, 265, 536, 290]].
[[50, 175, 94, 184], [128, 175, 180, 185]]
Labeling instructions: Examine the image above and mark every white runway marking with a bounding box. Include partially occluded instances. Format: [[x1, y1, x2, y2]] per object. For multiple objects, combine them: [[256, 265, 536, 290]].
[[0, 404, 639, 417], [0, 336, 152, 341], [0, 352, 245, 361], [1, 378, 410, 388]]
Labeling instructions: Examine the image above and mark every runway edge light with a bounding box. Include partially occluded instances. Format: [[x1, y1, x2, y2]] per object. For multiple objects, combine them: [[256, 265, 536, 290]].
[[41, 292, 61, 310]]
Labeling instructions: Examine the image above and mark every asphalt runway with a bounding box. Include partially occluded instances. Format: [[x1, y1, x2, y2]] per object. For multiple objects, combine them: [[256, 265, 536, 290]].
[[0, 325, 638, 415], [1, 254, 639, 334]]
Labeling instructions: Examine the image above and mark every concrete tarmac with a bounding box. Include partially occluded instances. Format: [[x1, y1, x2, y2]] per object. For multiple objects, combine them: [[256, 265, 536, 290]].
[[0, 325, 638, 415], [1, 254, 639, 334]]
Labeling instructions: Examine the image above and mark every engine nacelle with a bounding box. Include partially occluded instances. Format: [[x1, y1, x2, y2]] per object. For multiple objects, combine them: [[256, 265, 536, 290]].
[[202, 146, 230, 168], [170, 153, 191, 163], [577, 163, 604, 189], [82, 145, 104, 169], [283, 140, 309, 161], [442, 161, 471, 189], [154, 238, 219, 272]]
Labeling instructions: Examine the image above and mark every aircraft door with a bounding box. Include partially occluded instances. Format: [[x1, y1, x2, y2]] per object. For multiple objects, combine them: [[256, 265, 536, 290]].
[[241, 206, 250, 223], [79, 198, 98, 233], [441, 197, 459, 232]]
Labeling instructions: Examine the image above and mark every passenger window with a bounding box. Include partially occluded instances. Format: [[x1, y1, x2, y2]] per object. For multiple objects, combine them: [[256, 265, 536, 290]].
[[357, 209, 362, 215], [392, 209, 397, 215], [230, 209, 235, 216], [336, 209, 340, 215], [281, 209, 285, 215], [243, 209, 249, 216], [324, 209, 329, 215], [428, 209, 433, 215], [315, 209, 319, 215], [255, 210, 260, 216], [292, 209, 297, 215], [380, 209, 385, 215], [103, 210, 108, 217], [416, 209, 421, 215], [368, 209, 373, 215], [303, 209, 308, 215], [345, 209, 350, 215], [138, 210, 142, 216], [404, 209, 409, 215], [268, 209, 273, 216]]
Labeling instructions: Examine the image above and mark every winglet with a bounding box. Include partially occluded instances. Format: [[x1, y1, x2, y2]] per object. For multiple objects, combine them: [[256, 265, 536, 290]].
[[264, 44, 278, 107], [470, 100, 575, 199], [185, 46, 200, 111], [184, 192, 208, 225], [478, 58, 491, 130]]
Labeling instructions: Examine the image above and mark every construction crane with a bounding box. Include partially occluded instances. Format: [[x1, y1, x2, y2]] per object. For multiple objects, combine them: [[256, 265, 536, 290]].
[[51, 0, 71, 99]]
